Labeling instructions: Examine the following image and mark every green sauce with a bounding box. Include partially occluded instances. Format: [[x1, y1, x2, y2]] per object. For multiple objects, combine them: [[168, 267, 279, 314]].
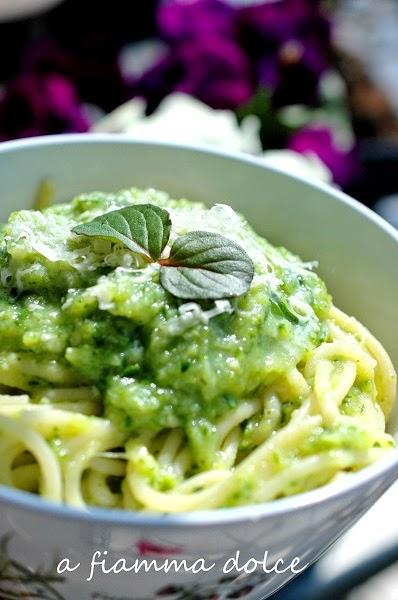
[[0, 188, 331, 471]]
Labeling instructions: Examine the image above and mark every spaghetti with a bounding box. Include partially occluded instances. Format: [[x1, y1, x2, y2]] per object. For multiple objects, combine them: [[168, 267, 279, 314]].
[[0, 189, 395, 512]]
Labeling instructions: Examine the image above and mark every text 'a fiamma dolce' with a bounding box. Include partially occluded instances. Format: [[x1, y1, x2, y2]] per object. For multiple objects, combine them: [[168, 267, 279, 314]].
[[56, 549, 309, 582]]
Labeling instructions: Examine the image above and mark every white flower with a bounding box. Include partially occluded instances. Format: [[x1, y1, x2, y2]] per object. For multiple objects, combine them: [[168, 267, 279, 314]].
[[92, 92, 333, 183], [92, 93, 262, 154], [261, 150, 332, 183], [91, 98, 147, 134]]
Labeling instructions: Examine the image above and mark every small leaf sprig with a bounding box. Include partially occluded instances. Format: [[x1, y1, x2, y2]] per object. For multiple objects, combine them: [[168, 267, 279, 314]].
[[72, 204, 254, 300]]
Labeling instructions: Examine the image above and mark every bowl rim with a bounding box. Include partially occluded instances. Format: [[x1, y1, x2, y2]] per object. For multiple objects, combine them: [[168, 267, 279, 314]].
[[0, 133, 398, 527]]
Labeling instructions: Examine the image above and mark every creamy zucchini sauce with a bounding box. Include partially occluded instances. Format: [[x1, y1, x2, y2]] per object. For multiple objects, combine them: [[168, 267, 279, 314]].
[[0, 189, 393, 507]]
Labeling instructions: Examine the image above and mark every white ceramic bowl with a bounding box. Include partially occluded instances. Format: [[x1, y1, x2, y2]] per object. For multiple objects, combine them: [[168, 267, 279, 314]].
[[0, 135, 397, 600]]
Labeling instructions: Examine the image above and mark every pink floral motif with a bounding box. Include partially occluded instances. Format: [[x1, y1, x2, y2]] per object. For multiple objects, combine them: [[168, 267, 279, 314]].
[[136, 539, 183, 556]]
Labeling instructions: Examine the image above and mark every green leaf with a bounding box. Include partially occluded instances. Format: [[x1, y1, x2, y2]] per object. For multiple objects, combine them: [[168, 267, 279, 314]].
[[160, 231, 254, 300], [270, 292, 300, 324], [72, 204, 171, 260], [237, 87, 292, 149]]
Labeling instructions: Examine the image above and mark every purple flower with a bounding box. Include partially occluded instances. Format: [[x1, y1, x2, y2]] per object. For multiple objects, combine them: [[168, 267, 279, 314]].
[[22, 38, 128, 112], [142, 0, 251, 109], [135, 0, 332, 111], [239, 0, 330, 105], [238, 0, 328, 45], [287, 126, 360, 187], [158, 0, 236, 42], [137, 37, 253, 110], [134, 53, 180, 113], [258, 37, 329, 107], [0, 73, 89, 141], [175, 38, 253, 108]]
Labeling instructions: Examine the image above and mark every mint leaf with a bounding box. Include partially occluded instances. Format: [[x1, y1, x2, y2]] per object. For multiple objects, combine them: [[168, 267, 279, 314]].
[[72, 204, 171, 261], [160, 231, 254, 300], [71, 205, 255, 300]]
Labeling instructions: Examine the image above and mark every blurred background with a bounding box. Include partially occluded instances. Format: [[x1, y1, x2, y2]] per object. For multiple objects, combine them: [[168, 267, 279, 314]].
[[1, 2, 398, 599], [1, 0, 398, 227]]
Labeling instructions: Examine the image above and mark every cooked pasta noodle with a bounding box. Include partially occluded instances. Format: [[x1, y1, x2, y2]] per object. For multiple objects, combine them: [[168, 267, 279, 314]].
[[0, 308, 394, 511], [0, 188, 396, 512]]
